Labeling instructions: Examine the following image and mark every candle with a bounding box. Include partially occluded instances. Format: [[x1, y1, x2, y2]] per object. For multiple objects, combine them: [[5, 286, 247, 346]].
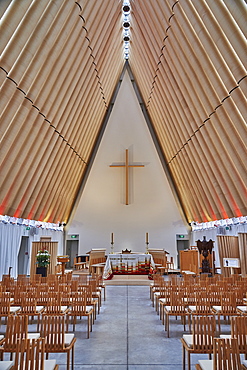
[[146, 232, 149, 243], [111, 232, 114, 244]]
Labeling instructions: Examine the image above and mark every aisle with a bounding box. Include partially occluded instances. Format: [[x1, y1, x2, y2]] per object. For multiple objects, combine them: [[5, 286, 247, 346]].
[[52, 285, 183, 369]]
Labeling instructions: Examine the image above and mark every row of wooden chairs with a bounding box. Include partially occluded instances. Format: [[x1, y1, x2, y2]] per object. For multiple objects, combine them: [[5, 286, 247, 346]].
[[0, 315, 75, 370], [150, 274, 247, 335], [181, 315, 247, 370], [149, 274, 247, 369], [1, 337, 59, 370], [0, 274, 105, 338]]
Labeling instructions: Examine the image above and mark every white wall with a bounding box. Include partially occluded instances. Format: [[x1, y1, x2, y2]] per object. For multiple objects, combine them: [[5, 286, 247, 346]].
[[67, 71, 188, 267]]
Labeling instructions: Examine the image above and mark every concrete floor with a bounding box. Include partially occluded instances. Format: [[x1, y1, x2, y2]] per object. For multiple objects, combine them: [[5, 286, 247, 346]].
[[41, 285, 218, 370]]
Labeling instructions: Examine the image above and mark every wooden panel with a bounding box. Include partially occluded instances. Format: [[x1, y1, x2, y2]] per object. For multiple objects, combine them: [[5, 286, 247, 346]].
[[30, 241, 58, 278], [180, 249, 199, 275]]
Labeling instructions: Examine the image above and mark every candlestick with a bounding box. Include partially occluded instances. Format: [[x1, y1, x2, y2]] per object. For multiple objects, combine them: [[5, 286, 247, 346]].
[[111, 232, 114, 254], [145, 232, 149, 254]]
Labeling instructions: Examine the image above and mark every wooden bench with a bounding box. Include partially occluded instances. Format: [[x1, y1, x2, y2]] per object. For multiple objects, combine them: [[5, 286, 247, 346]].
[[74, 257, 87, 270]]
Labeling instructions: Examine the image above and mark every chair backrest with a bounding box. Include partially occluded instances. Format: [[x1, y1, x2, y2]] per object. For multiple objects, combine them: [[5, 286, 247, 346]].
[[41, 315, 65, 351], [148, 250, 167, 266], [230, 316, 247, 354], [192, 316, 216, 351], [88, 249, 106, 272], [20, 292, 37, 315], [70, 291, 88, 314], [169, 291, 186, 313], [219, 291, 237, 314], [4, 315, 28, 352], [0, 292, 11, 316], [14, 337, 45, 370], [44, 292, 62, 315], [213, 338, 241, 370]]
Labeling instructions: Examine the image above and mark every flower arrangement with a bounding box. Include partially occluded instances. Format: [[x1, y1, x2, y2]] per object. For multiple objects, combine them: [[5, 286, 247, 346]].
[[36, 249, 50, 267]]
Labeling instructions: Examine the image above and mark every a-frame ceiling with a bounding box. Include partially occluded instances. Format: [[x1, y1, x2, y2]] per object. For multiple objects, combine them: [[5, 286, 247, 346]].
[[0, 0, 246, 225]]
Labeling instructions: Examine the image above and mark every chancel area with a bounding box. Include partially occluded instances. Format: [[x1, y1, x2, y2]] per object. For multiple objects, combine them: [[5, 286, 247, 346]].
[[0, 0, 247, 369]]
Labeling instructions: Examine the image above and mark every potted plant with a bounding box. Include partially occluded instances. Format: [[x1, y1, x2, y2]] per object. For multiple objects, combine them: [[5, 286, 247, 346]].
[[36, 249, 50, 277]]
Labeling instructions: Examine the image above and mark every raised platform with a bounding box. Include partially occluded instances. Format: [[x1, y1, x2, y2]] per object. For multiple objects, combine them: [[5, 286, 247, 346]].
[[104, 275, 151, 286]]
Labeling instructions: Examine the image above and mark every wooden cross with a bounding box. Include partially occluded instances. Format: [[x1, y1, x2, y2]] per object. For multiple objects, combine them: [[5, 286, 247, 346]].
[[110, 149, 144, 205]]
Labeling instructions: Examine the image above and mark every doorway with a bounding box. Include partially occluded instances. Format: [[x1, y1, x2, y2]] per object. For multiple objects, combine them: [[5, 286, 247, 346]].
[[18, 236, 30, 276], [176, 239, 189, 269], [66, 240, 79, 268]]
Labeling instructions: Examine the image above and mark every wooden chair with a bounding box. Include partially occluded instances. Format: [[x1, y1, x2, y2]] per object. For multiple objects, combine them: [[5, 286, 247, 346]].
[[66, 291, 94, 338], [220, 315, 247, 359], [43, 292, 69, 316], [181, 315, 216, 370], [0, 315, 40, 361], [14, 337, 59, 370], [149, 250, 167, 274], [41, 315, 76, 370], [150, 274, 163, 305], [88, 249, 106, 275], [163, 291, 189, 337], [17, 292, 45, 331], [0, 292, 20, 323], [211, 291, 239, 332], [78, 284, 97, 322], [88, 277, 102, 314], [96, 275, 106, 301], [195, 338, 241, 370], [159, 284, 172, 324], [167, 256, 174, 270], [73, 257, 86, 271], [186, 292, 213, 332]]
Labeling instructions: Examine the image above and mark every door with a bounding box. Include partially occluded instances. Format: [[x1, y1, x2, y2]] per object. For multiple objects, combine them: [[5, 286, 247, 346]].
[[66, 240, 79, 268], [176, 239, 189, 269], [18, 236, 30, 275]]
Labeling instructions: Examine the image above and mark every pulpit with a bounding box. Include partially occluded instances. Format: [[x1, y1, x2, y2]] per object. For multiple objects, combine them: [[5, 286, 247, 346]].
[[197, 236, 214, 274], [57, 255, 70, 275]]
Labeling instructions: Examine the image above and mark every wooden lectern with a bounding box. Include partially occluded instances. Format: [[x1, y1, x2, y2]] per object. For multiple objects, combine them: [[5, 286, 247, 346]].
[[57, 256, 70, 275]]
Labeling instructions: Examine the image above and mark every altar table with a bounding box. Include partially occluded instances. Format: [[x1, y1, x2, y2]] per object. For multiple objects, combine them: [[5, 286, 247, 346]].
[[103, 253, 155, 280]]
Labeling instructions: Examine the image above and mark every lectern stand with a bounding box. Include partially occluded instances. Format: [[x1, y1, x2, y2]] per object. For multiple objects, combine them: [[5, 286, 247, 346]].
[[57, 256, 70, 275]]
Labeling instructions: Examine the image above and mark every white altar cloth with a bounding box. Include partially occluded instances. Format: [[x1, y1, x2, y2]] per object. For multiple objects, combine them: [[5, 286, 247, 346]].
[[103, 253, 155, 280]]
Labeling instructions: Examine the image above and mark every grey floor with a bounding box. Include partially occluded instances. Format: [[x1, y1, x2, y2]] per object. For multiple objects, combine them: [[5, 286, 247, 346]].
[[42, 285, 218, 370]]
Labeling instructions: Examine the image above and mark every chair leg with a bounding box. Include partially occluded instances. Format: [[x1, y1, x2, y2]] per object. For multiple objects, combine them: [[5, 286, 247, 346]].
[[188, 314, 191, 333], [66, 315, 69, 332], [87, 316, 90, 338], [165, 315, 170, 338], [182, 345, 186, 370], [188, 351, 191, 370], [72, 346, 75, 370], [218, 315, 221, 333], [67, 350, 70, 370], [183, 316, 186, 332], [164, 313, 167, 331], [90, 313, 93, 332]]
